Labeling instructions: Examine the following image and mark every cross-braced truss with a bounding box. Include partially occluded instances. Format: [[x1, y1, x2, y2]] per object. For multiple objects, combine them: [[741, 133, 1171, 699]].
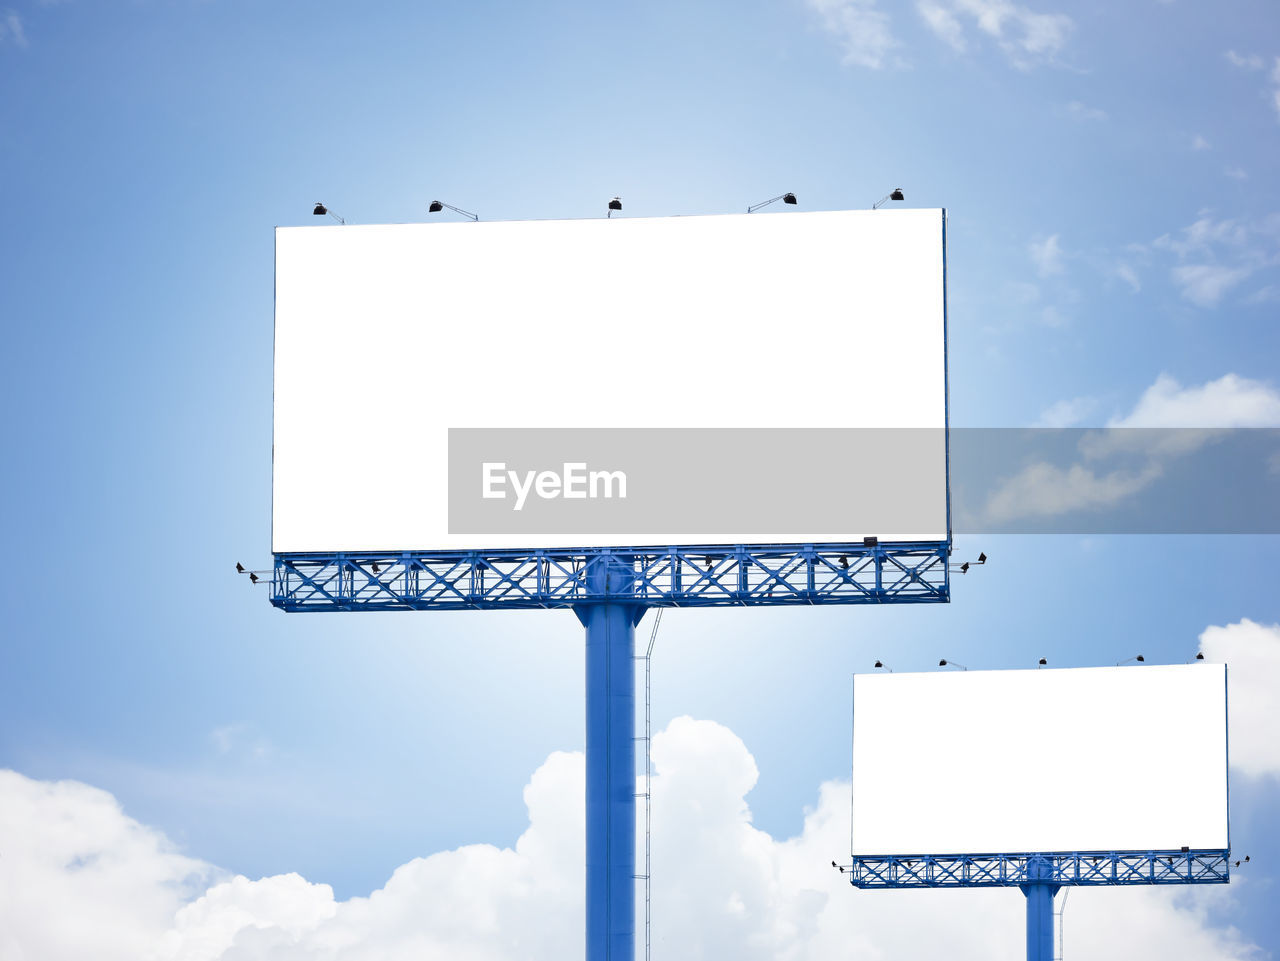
[[270, 542, 950, 612], [845, 850, 1230, 889]]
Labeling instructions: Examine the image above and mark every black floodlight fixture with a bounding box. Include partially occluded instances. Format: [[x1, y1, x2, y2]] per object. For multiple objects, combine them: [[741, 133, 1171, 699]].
[[939, 659, 967, 670], [839, 555, 849, 569], [746, 191, 798, 213], [863, 536, 879, 547], [1181, 846, 1190, 853], [1038, 657, 1048, 667], [874, 660, 892, 672], [1118, 654, 1146, 665], [371, 562, 381, 575], [313, 202, 345, 224], [428, 200, 478, 221], [831, 860, 838, 868], [873, 188, 905, 210], [960, 562, 970, 574], [977, 552, 987, 564], [607, 196, 622, 217], [249, 572, 259, 584], [1196, 652, 1205, 660], [236, 562, 245, 574]]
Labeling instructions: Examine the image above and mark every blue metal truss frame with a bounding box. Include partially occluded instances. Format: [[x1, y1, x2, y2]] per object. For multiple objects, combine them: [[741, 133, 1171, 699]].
[[845, 850, 1230, 889], [269, 541, 950, 612]]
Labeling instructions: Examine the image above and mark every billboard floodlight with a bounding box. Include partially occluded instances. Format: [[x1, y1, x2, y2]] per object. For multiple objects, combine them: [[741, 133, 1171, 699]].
[[746, 191, 798, 213], [874, 660, 892, 672], [313, 202, 345, 225], [1118, 654, 1146, 665], [428, 200, 478, 221], [873, 188, 905, 210], [1038, 657, 1048, 667], [938, 658, 967, 670], [607, 196, 622, 217]]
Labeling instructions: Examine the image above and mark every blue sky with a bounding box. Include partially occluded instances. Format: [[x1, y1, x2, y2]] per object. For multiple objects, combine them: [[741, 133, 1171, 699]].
[[2, 1, 1280, 958]]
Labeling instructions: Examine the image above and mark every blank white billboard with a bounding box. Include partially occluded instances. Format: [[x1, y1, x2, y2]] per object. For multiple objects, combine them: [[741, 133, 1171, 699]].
[[851, 664, 1228, 855], [273, 209, 948, 553]]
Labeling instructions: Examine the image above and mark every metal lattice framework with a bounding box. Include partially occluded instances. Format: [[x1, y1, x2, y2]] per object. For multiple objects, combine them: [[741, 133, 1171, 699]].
[[270, 542, 950, 612], [845, 850, 1230, 889]]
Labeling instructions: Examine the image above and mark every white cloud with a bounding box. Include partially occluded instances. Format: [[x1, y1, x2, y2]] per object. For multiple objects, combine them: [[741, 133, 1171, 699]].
[[1108, 373, 1280, 428], [0, 9, 26, 47], [1066, 100, 1107, 121], [0, 719, 1266, 960], [1034, 395, 1096, 427], [1273, 57, 1280, 120], [0, 771, 215, 961], [917, 0, 966, 51], [1199, 619, 1280, 779], [1192, 134, 1211, 151], [982, 460, 1164, 523], [1153, 213, 1277, 307], [1224, 166, 1247, 181], [980, 373, 1280, 522], [1029, 233, 1065, 276], [1170, 263, 1254, 307], [1225, 50, 1264, 71], [1114, 262, 1141, 292], [807, 0, 896, 69], [934, 0, 1073, 67]]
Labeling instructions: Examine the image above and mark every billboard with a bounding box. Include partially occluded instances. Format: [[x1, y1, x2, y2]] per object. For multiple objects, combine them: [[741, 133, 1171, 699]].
[[851, 664, 1229, 856], [273, 209, 948, 554]]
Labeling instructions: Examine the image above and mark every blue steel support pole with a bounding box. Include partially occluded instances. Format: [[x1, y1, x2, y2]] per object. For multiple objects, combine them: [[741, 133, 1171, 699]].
[[1019, 857, 1061, 961], [577, 555, 644, 961]]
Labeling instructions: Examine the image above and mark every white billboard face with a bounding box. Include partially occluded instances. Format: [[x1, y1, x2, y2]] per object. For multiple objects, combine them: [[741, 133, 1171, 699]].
[[851, 664, 1228, 856], [273, 209, 947, 553]]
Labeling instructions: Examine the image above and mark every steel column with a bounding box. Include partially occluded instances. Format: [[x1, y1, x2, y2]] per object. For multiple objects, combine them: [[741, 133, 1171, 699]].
[[1019, 857, 1060, 961], [577, 555, 645, 961]]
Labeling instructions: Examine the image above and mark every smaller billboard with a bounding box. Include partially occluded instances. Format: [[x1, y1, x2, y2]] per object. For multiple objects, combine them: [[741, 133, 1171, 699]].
[[851, 664, 1228, 856]]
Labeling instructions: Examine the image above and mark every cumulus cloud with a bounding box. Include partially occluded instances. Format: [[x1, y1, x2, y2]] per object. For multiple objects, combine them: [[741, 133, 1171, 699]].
[[980, 373, 1280, 523], [0, 771, 215, 961], [1199, 620, 1280, 780], [1192, 134, 1211, 151], [0, 719, 1266, 960], [806, 0, 896, 69], [1108, 373, 1280, 428], [918, 0, 1072, 67]]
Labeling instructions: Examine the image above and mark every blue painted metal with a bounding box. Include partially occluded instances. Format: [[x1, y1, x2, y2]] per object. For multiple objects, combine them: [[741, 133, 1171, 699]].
[[576, 556, 644, 961], [1020, 857, 1060, 961], [845, 849, 1230, 888], [269, 542, 950, 612]]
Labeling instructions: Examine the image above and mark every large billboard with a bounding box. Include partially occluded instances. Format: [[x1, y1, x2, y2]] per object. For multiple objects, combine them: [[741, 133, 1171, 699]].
[[851, 664, 1229, 856], [273, 209, 948, 554]]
